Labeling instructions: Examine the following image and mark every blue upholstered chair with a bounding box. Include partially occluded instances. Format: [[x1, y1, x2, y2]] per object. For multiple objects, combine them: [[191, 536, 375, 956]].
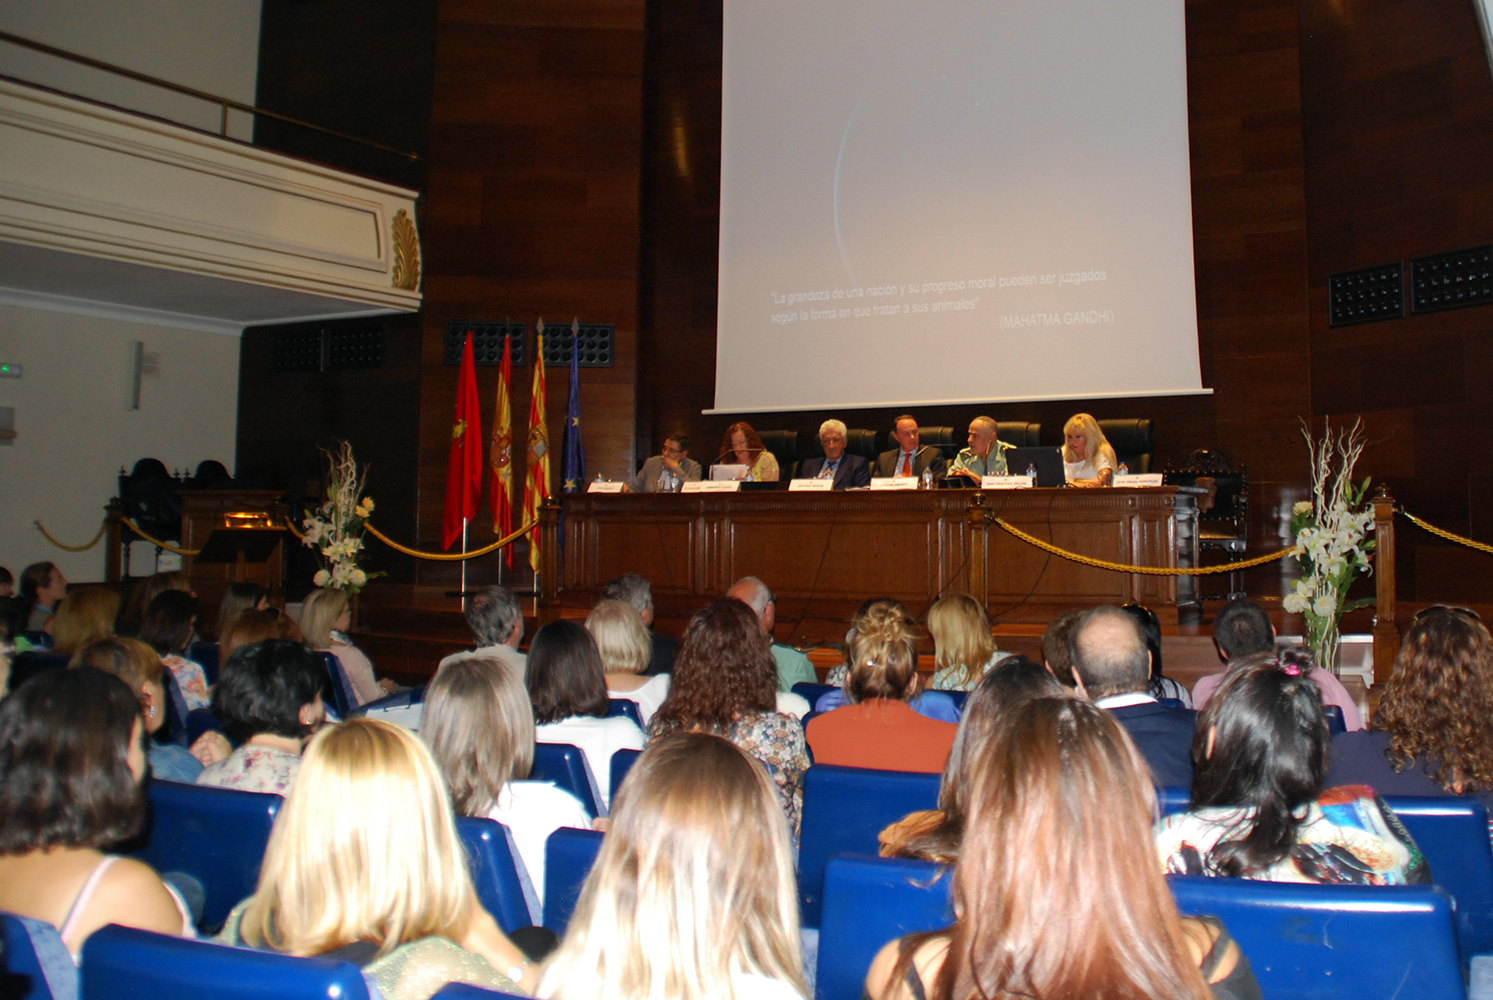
[[606, 698, 644, 728], [1, 910, 76, 1000], [792, 682, 837, 708], [187, 641, 220, 686], [531, 743, 603, 819], [609, 747, 642, 804], [318, 651, 359, 720], [455, 816, 540, 932], [1384, 795, 1493, 959], [125, 780, 281, 931], [1323, 703, 1346, 735], [80, 925, 371, 1000], [816, 856, 951, 1000], [797, 765, 940, 927], [542, 827, 605, 935], [432, 983, 531, 1000]]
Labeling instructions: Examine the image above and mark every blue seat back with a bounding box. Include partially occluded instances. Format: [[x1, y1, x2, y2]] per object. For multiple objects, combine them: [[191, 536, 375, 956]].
[[817, 856, 952, 1000], [1157, 785, 1189, 817], [1385, 795, 1493, 958], [80, 924, 370, 1000], [455, 816, 539, 932], [1169, 875, 1465, 1000], [432, 984, 532, 1000], [1, 910, 77, 1000], [793, 682, 837, 707], [188, 641, 220, 686], [319, 651, 358, 719], [609, 748, 642, 804], [798, 765, 940, 927], [1324, 703, 1346, 735], [606, 698, 644, 727], [127, 779, 281, 930], [348, 684, 426, 718], [543, 827, 605, 935], [7, 652, 69, 692], [531, 743, 603, 819], [945, 690, 967, 711]]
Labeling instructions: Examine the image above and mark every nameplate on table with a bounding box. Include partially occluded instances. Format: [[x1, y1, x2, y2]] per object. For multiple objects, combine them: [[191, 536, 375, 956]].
[[586, 480, 625, 493], [789, 478, 835, 491], [681, 479, 741, 493], [869, 477, 920, 491], [1113, 473, 1164, 487], [982, 475, 1034, 489]]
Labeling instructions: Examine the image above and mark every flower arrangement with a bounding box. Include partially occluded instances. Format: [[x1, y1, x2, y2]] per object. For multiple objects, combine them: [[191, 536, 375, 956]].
[[1282, 420, 1375, 673], [301, 441, 379, 593]]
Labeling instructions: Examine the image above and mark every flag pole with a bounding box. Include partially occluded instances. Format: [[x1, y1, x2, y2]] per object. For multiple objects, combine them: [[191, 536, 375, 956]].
[[460, 518, 468, 608]]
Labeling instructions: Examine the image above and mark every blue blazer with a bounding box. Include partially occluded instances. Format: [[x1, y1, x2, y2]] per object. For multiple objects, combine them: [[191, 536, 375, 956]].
[[798, 452, 871, 489], [1105, 700, 1197, 788]]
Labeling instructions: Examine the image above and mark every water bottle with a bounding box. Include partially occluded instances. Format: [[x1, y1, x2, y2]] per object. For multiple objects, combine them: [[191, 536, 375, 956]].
[[922, 468, 933, 490], [1118, 462, 1129, 477], [1026, 463, 1037, 478], [658, 467, 670, 492]]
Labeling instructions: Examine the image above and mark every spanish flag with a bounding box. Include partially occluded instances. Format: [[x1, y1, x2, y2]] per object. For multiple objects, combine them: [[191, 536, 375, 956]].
[[490, 334, 514, 567]]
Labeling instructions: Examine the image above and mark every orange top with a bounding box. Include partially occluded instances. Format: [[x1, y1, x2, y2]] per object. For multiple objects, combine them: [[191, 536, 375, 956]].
[[805, 699, 957, 773]]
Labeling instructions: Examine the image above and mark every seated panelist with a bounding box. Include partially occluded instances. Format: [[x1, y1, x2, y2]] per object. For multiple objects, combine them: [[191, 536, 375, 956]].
[[797, 419, 871, 489], [948, 416, 1009, 482], [1063, 412, 1116, 487], [872, 415, 947, 480], [627, 433, 701, 492], [718, 421, 779, 482]]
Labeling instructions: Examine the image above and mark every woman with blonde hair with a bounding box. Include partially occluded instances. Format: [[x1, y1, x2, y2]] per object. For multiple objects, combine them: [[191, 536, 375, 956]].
[[51, 586, 121, 657], [538, 731, 807, 1000], [927, 593, 999, 692], [218, 718, 536, 1000], [586, 599, 670, 724], [1061, 413, 1117, 487], [719, 421, 780, 482], [300, 586, 391, 706], [866, 695, 1261, 1000], [423, 654, 593, 903]]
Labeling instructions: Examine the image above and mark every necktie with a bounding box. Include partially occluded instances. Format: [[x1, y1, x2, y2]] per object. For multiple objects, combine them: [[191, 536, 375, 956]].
[[897, 452, 912, 477], [818, 461, 835, 479]]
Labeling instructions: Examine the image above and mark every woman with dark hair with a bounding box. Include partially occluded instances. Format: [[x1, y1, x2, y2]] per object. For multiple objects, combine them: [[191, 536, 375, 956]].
[[197, 639, 326, 795], [718, 421, 779, 482], [526, 620, 644, 809], [1119, 603, 1192, 707], [220, 607, 303, 661], [1157, 651, 1429, 885], [20, 560, 66, 633], [867, 695, 1260, 1000], [879, 657, 1063, 863], [139, 589, 211, 711], [215, 582, 270, 642], [0, 667, 192, 962], [1326, 606, 1493, 814], [648, 598, 810, 836], [116, 570, 191, 638]]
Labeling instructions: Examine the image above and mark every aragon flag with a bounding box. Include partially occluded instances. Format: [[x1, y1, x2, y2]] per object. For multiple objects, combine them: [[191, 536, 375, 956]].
[[441, 332, 482, 550], [523, 324, 551, 574]]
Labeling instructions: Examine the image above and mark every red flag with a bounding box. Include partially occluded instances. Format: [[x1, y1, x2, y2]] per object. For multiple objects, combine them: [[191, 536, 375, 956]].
[[490, 335, 514, 567], [523, 327, 551, 574], [442, 333, 482, 549]]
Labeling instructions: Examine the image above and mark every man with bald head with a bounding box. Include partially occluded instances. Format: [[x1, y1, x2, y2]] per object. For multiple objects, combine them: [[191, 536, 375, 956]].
[[726, 576, 817, 692], [1070, 604, 1196, 786], [948, 416, 1009, 482]]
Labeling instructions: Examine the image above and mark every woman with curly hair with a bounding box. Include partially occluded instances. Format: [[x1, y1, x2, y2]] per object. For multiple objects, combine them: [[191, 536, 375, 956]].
[[1326, 607, 1493, 816], [648, 599, 809, 838], [718, 421, 779, 482]]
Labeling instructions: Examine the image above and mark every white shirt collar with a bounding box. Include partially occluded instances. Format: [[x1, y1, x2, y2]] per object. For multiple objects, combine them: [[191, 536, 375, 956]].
[[1095, 691, 1157, 709]]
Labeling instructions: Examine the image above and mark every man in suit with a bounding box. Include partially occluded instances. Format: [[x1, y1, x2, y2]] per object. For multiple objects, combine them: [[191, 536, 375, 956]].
[[872, 414, 947, 480], [797, 419, 871, 489], [1071, 604, 1196, 787], [602, 572, 675, 676]]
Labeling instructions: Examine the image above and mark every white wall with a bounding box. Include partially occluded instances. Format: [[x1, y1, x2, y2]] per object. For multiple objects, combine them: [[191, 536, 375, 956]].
[[0, 305, 240, 583], [0, 0, 262, 140]]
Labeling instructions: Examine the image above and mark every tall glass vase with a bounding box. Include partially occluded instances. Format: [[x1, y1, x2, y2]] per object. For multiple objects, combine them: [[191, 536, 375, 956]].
[[1307, 610, 1341, 676]]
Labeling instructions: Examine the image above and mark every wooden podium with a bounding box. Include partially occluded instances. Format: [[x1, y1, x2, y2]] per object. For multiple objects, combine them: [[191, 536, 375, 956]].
[[178, 490, 289, 631]]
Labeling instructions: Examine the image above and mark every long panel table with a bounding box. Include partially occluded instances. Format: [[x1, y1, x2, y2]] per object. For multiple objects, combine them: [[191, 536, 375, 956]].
[[543, 488, 1199, 642]]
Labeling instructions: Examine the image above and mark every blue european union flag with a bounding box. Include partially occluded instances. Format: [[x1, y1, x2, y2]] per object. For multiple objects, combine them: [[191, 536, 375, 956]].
[[562, 336, 585, 492]]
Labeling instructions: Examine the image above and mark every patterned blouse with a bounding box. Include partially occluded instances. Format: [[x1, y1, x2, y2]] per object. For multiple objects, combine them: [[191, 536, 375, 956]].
[[162, 653, 211, 711], [196, 744, 301, 796], [648, 709, 810, 839]]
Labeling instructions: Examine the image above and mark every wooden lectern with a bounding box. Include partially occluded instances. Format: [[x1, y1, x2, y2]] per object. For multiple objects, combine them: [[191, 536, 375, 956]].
[[178, 491, 289, 632]]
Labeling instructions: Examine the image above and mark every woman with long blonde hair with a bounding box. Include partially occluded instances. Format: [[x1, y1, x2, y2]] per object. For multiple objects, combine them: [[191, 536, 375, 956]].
[[1061, 413, 1117, 487], [867, 696, 1260, 1000], [539, 731, 807, 1000], [926, 593, 998, 692], [219, 718, 536, 1000]]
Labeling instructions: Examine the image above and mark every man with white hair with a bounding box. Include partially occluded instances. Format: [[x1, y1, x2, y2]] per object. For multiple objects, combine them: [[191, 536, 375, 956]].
[[438, 585, 526, 677], [797, 419, 871, 489], [726, 576, 818, 692], [948, 415, 1010, 482]]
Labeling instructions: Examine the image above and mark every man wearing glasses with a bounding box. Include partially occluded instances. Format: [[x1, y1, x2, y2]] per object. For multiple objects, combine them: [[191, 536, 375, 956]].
[[628, 433, 702, 492]]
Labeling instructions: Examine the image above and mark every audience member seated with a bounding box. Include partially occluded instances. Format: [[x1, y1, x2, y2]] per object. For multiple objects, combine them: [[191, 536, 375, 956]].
[[439, 585, 527, 678], [219, 607, 303, 662], [73, 637, 230, 783], [1157, 651, 1430, 885], [1061, 412, 1117, 487], [718, 421, 780, 481], [601, 573, 674, 675], [586, 599, 670, 725], [726, 576, 817, 692], [50, 586, 121, 658], [1192, 599, 1361, 729], [927, 592, 1002, 691], [537, 731, 807, 1000], [139, 590, 212, 711], [1120, 602, 1193, 707], [1039, 607, 1083, 687], [0, 565, 11, 598], [824, 597, 906, 688], [946, 415, 1009, 482], [0, 668, 193, 963], [1326, 607, 1493, 816], [806, 608, 958, 772], [1071, 605, 1195, 786], [872, 414, 947, 481], [798, 418, 872, 489], [20, 560, 67, 633], [422, 654, 593, 904], [116, 570, 191, 638], [880, 657, 1062, 863], [217, 719, 535, 1000], [864, 696, 1261, 1000], [197, 639, 326, 795], [526, 620, 645, 809], [301, 587, 392, 707], [627, 432, 702, 493], [214, 582, 270, 642], [647, 598, 811, 839]]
